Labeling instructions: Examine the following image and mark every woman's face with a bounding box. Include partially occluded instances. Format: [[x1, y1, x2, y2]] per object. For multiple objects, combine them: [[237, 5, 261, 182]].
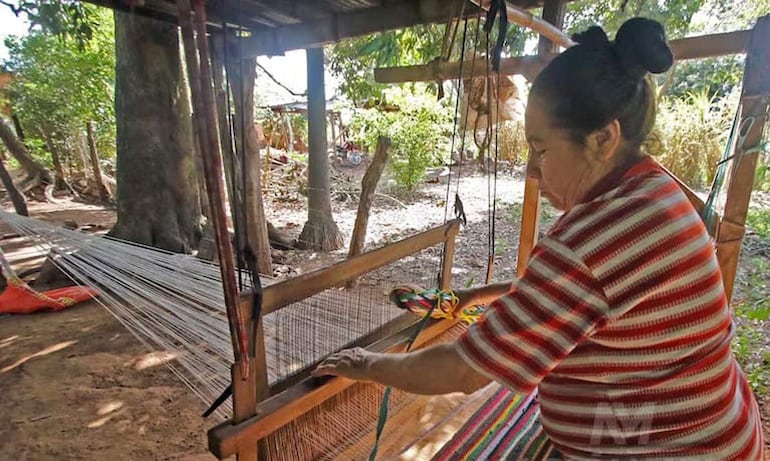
[[524, 96, 619, 211]]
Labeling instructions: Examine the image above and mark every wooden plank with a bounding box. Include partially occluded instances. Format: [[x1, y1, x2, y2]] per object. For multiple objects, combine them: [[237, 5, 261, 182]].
[[375, 55, 544, 84], [242, 0, 475, 56], [716, 16, 770, 303], [256, 220, 461, 315], [374, 30, 750, 84], [673, 30, 750, 60], [208, 318, 459, 459]]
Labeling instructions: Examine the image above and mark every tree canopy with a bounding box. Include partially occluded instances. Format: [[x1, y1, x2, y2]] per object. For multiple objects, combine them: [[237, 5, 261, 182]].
[[3, 5, 115, 169]]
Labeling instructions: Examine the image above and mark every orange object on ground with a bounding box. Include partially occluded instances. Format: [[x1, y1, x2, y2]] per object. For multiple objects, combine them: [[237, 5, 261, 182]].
[[0, 277, 99, 314]]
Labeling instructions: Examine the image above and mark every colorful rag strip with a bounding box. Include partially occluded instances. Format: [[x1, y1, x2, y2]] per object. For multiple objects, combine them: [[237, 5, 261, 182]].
[[433, 387, 560, 461], [388, 285, 485, 324], [0, 276, 99, 315]]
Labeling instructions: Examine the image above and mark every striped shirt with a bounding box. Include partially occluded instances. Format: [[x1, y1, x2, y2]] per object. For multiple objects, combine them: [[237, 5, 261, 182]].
[[457, 156, 765, 459]]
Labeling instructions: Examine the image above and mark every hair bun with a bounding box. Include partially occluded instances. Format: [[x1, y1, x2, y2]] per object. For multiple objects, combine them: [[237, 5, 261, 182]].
[[571, 26, 610, 49], [613, 17, 673, 78]]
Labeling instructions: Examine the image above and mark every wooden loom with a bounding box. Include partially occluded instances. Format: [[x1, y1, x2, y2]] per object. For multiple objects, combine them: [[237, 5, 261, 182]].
[[62, 0, 768, 458], [201, 10, 770, 461]]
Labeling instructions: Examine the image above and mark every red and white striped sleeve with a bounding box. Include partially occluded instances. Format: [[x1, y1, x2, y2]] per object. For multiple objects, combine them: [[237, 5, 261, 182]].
[[456, 237, 609, 394]]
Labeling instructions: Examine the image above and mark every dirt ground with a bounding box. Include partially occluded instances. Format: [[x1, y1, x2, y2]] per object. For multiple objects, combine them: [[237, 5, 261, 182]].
[[2, 166, 769, 460]]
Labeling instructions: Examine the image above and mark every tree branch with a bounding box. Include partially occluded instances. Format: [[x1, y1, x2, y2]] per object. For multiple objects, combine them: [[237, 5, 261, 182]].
[[0, 0, 22, 15], [256, 61, 306, 97]]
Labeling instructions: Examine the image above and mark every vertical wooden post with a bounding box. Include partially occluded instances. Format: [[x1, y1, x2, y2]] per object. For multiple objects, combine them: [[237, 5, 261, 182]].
[[517, 0, 565, 277], [231, 297, 268, 461], [441, 222, 460, 290], [716, 15, 770, 302], [179, 9, 257, 460]]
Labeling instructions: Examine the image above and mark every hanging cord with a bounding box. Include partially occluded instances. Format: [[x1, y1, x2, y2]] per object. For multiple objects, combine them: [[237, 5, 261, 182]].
[[443, 17, 470, 225], [451, 13, 484, 226], [484, 14, 505, 284], [370, 8, 475, 460]]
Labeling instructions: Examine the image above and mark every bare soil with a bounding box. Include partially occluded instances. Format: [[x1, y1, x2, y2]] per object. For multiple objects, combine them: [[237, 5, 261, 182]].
[[1, 165, 769, 459]]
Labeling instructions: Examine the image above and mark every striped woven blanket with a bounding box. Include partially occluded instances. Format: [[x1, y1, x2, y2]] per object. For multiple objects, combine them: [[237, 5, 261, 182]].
[[432, 387, 560, 460]]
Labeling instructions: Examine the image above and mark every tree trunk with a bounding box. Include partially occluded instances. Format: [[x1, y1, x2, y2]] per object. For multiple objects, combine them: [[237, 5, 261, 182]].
[[284, 112, 294, 153], [110, 12, 202, 253], [0, 158, 28, 216], [0, 118, 52, 184], [225, 39, 272, 274], [86, 121, 112, 202], [11, 115, 25, 141], [297, 47, 343, 251], [43, 132, 67, 191]]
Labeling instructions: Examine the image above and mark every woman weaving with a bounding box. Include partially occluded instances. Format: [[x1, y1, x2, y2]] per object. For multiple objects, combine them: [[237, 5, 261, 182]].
[[315, 18, 765, 459]]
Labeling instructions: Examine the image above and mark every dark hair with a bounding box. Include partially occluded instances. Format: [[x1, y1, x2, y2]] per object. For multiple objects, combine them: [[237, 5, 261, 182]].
[[530, 17, 674, 146]]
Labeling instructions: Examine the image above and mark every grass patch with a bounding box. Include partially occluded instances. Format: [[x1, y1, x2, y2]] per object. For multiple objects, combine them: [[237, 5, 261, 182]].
[[746, 208, 770, 238]]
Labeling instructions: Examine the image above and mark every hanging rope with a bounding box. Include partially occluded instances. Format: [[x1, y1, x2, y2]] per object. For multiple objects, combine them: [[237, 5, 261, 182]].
[[369, 9, 488, 459]]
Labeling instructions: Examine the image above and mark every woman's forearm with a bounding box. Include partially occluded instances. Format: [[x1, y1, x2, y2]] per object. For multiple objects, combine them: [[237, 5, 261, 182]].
[[364, 343, 490, 395]]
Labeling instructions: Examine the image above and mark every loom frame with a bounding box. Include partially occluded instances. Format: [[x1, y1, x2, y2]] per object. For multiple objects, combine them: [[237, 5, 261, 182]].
[[208, 219, 460, 459], [209, 11, 770, 461], [57, 0, 769, 457]]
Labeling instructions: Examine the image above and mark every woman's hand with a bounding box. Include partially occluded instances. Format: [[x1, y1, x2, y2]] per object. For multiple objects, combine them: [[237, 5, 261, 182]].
[[313, 347, 374, 381]]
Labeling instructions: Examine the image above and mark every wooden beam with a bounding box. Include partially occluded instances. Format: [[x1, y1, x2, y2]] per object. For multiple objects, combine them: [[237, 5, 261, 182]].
[[537, 0, 567, 56], [374, 29, 751, 84], [256, 219, 461, 314], [242, 0, 475, 57], [716, 16, 770, 303], [208, 317, 459, 459]]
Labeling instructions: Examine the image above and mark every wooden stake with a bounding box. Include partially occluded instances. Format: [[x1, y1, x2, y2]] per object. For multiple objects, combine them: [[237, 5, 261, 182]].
[[717, 16, 770, 303], [347, 136, 391, 260]]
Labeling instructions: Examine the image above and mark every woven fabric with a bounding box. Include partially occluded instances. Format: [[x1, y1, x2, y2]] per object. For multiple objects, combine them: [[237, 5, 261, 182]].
[[433, 387, 559, 461]]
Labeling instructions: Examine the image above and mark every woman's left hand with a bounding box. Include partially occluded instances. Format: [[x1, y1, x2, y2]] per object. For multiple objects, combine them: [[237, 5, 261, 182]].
[[313, 347, 374, 381]]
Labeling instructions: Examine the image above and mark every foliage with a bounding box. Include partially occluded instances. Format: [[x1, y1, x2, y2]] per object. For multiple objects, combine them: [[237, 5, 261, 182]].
[[495, 120, 528, 164], [348, 88, 452, 191], [733, 255, 770, 397], [666, 56, 744, 100], [564, 0, 707, 39], [747, 208, 770, 238], [0, 0, 98, 49], [645, 89, 736, 188], [2, 6, 115, 171]]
